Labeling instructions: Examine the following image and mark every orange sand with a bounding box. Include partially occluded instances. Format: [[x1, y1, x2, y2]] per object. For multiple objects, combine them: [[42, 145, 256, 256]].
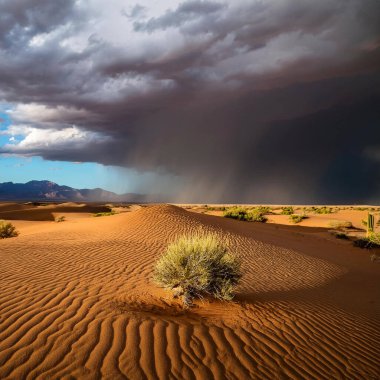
[[0, 204, 379, 379]]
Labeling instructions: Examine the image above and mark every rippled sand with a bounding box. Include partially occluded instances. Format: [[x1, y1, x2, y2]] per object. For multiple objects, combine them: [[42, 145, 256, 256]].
[[1, 205, 379, 379]]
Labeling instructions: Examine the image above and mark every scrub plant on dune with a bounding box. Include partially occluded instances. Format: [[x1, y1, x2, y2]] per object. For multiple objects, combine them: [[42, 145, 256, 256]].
[[0, 221, 19, 239], [281, 206, 294, 215], [327, 220, 353, 229], [153, 232, 241, 308], [289, 214, 307, 223], [223, 207, 250, 221], [93, 211, 116, 217], [223, 207, 267, 222]]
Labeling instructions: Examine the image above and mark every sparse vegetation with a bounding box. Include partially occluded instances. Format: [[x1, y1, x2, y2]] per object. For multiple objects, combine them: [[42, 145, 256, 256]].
[[223, 207, 250, 221], [289, 214, 307, 223], [0, 221, 19, 239], [93, 211, 116, 217], [56, 216, 66, 223], [334, 232, 349, 240], [153, 232, 241, 307], [366, 213, 375, 237], [255, 206, 272, 214], [327, 220, 353, 230], [205, 206, 226, 211], [281, 206, 294, 215], [368, 232, 380, 246], [303, 206, 335, 214], [353, 233, 380, 249], [353, 238, 374, 249], [249, 209, 268, 222], [315, 206, 334, 214], [223, 207, 267, 222]]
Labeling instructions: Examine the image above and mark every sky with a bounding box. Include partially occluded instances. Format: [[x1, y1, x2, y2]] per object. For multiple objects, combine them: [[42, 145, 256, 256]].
[[0, 0, 379, 203]]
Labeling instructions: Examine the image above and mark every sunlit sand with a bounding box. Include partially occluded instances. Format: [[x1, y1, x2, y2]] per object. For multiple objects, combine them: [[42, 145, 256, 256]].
[[0, 203, 379, 379]]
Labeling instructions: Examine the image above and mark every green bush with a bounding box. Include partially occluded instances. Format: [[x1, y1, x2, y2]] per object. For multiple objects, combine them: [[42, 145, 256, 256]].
[[327, 220, 353, 229], [314, 206, 334, 214], [223, 207, 267, 222], [93, 211, 116, 217], [281, 206, 294, 215], [0, 221, 19, 239], [206, 206, 226, 211], [153, 232, 241, 307], [254, 206, 271, 214], [368, 232, 380, 246], [223, 207, 250, 221], [248, 209, 268, 222], [304, 206, 335, 214], [289, 214, 307, 223]]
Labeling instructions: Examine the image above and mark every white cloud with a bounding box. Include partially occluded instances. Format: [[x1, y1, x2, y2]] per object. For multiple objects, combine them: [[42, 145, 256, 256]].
[[1, 125, 108, 151], [7, 104, 91, 125]]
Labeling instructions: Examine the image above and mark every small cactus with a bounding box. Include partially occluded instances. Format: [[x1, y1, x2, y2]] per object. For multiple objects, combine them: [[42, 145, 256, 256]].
[[367, 213, 375, 237]]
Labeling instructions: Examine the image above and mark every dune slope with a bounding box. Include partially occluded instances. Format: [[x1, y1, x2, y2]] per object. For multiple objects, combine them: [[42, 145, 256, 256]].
[[0, 205, 379, 379]]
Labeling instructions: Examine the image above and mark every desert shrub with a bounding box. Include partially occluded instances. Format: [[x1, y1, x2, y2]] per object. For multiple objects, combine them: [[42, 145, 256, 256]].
[[93, 211, 116, 217], [289, 214, 307, 223], [314, 206, 334, 214], [327, 220, 353, 229], [353, 236, 380, 249], [304, 206, 335, 214], [353, 238, 371, 249], [56, 216, 66, 222], [355, 207, 370, 211], [153, 232, 241, 307], [334, 232, 349, 240], [253, 206, 271, 214], [0, 221, 19, 239], [368, 232, 380, 246], [206, 206, 226, 211], [248, 209, 268, 222], [281, 206, 294, 215], [224, 207, 250, 221], [224, 207, 267, 222]]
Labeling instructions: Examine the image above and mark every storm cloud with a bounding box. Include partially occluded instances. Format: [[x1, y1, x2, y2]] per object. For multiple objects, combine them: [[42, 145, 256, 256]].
[[0, 0, 379, 202]]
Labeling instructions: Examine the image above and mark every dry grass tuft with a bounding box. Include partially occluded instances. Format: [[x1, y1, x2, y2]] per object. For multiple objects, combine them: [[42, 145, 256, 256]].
[[153, 232, 241, 307], [0, 221, 19, 239]]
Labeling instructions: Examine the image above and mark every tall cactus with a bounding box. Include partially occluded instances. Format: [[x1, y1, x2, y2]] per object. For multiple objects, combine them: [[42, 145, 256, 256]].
[[367, 213, 375, 237]]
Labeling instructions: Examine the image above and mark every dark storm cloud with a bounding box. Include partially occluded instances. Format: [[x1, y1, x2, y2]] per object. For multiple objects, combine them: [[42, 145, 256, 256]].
[[0, 0, 80, 48], [0, 0, 379, 202], [133, 1, 226, 32]]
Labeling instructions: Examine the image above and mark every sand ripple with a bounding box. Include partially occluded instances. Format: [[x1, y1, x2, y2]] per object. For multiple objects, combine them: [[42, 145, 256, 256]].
[[0, 205, 379, 379]]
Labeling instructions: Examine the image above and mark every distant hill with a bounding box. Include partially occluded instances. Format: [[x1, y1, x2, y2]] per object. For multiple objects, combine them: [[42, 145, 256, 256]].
[[0, 180, 148, 202]]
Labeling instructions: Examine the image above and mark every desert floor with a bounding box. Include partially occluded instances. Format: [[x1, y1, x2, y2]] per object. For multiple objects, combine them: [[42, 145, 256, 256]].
[[1, 203, 379, 379]]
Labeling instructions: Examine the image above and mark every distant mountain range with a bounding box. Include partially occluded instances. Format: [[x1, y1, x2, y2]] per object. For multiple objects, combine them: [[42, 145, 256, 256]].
[[0, 180, 149, 202]]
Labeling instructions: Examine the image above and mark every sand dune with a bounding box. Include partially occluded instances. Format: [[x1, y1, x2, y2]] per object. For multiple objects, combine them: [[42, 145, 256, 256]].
[[0, 202, 112, 221], [0, 205, 379, 379]]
